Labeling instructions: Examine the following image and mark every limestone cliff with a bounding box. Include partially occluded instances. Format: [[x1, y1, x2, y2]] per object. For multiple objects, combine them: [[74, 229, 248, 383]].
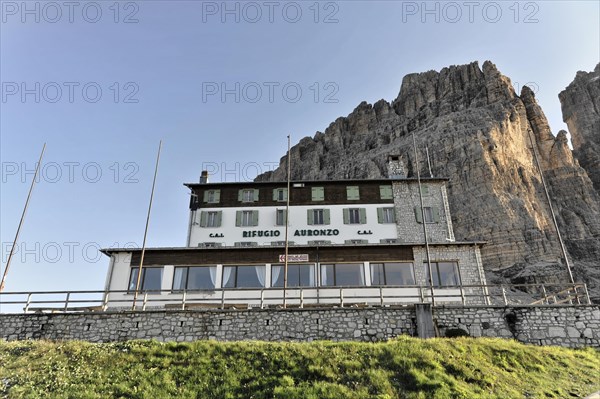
[[559, 64, 600, 193], [257, 61, 600, 302]]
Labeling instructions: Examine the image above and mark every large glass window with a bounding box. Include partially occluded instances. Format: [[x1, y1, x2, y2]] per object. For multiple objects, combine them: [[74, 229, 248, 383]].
[[128, 267, 162, 292], [173, 266, 216, 291], [370, 263, 415, 286], [425, 261, 461, 287], [321, 263, 365, 286], [271, 264, 315, 287], [222, 265, 266, 288]]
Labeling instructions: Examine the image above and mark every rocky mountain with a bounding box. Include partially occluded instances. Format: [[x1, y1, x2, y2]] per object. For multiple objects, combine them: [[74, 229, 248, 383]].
[[559, 64, 600, 194], [256, 61, 600, 302]]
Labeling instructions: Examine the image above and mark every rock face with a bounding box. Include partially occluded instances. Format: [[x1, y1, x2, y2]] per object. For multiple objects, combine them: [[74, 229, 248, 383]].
[[559, 64, 600, 194], [257, 61, 600, 302]]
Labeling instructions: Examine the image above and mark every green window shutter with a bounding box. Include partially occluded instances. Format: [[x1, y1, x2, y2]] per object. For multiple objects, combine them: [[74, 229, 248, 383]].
[[379, 185, 393, 200], [238, 190, 243, 202], [307, 210, 314, 225], [214, 190, 220, 203], [414, 207, 423, 223], [203, 191, 209, 202], [343, 209, 350, 224], [312, 187, 324, 201], [253, 189, 260, 202], [252, 211, 259, 226], [433, 207, 440, 223], [377, 208, 384, 223], [235, 211, 242, 227], [347, 186, 359, 200], [283, 210, 288, 225], [420, 185, 429, 196], [272, 189, 278, 201], [283, 188, 288, 201], [359, 208, 367, 224], [216, 211, 222, 227], [200, 211, 208, 227], [324, 209, 331, 224]]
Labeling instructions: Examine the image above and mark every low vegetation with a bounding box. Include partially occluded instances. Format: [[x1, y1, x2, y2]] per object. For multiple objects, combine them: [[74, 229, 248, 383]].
[[1, 337, 598, 398]]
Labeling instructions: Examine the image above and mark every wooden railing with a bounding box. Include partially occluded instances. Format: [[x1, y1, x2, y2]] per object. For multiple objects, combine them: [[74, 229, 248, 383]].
[[0, 283, 591, 314]]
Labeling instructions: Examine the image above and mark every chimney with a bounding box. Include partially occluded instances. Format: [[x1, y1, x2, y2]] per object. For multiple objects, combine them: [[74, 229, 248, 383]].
[[387, 155, 407, 178], [200, 170, 209, 184]]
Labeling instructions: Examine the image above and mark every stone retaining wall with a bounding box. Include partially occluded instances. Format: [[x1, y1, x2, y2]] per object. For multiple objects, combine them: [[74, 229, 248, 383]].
[[1, 305, 598, 348]]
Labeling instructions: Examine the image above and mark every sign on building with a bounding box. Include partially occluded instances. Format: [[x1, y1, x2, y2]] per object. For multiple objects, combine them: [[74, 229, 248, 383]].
[[279, 254, 309, 262]]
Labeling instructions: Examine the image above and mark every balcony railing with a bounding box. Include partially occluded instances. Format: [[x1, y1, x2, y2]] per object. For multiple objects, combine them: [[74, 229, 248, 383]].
[[0, 283, 591, 314]]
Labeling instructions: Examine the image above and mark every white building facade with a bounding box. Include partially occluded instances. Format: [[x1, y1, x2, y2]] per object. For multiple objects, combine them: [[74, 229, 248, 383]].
[[101, 157, 489, 308]]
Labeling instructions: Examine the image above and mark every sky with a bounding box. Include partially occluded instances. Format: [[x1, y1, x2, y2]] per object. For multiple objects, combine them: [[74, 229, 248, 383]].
[[1, 0, 599, 295]]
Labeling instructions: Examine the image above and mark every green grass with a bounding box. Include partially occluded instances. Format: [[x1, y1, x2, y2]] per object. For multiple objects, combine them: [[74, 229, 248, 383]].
[[1, 337, 598, 398]]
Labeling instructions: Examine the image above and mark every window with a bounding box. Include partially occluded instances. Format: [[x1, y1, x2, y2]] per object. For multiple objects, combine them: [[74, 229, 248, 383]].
[[128, 267, 162, 292], [425, 261, 461, 287], [311, 187, 324, 201], [377, 207, 396, 223], [345, 239, 368, 244], [271, 264, 315, 287], [379, 185, 393, 200], [173, 266, 216, 291], [238, 189, 259, 202], [200, 211, 222, 227], [236, 210, 258, 226], [415, 206, 440, 223], [370, 263, 415, 286], [222, 265, 266, 288], [343, 208, 366, 224], [308, 240, 331, 245], [321, 263, 365, 286], [346, 186, 360, 200], [203, 189, 220, 203], [275, 209, 287, 226], [199, 242, 222, 248], [234, 242, 258, 247], [273, 188, 288, 202], [307, 209, 330, 225], [271, 241, 294, 246]]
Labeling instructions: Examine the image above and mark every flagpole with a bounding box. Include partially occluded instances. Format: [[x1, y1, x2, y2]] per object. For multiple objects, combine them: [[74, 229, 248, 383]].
[[132, 140, 162, 310], [283, 135, 291, 308], [1, 143, 46, 292]]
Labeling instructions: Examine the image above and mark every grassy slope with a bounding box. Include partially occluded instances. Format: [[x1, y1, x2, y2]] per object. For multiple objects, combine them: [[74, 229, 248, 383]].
[[0, 337, 598, 399]]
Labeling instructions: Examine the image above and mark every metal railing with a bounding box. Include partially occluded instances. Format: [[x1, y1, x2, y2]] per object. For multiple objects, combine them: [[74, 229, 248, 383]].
[[0, 283, 591, 314]]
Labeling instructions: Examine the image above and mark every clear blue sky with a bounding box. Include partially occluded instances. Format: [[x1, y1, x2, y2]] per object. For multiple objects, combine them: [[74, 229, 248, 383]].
[[1, 0, 599, 293]]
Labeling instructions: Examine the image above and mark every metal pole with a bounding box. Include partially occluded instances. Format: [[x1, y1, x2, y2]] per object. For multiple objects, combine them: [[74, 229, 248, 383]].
[[283, 135, 291, 308], [425, 146, 433, 177], [0, 143, 46, 292], [413, 133, 435, 306], [526, 129, 575, 285], [132, 141, 162, 310]]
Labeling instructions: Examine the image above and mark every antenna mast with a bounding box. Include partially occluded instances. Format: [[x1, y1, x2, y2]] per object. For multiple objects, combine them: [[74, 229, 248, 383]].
[[1, 143, 46, 292], [413, 133, 435, 306], [132, 140, 162, 309], [283, 135, 291, 308]]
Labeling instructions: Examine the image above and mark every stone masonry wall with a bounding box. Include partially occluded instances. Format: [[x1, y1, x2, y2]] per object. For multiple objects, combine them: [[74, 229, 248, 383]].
[[1, 305, 598, 348], [393, 181, 452, 243]]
